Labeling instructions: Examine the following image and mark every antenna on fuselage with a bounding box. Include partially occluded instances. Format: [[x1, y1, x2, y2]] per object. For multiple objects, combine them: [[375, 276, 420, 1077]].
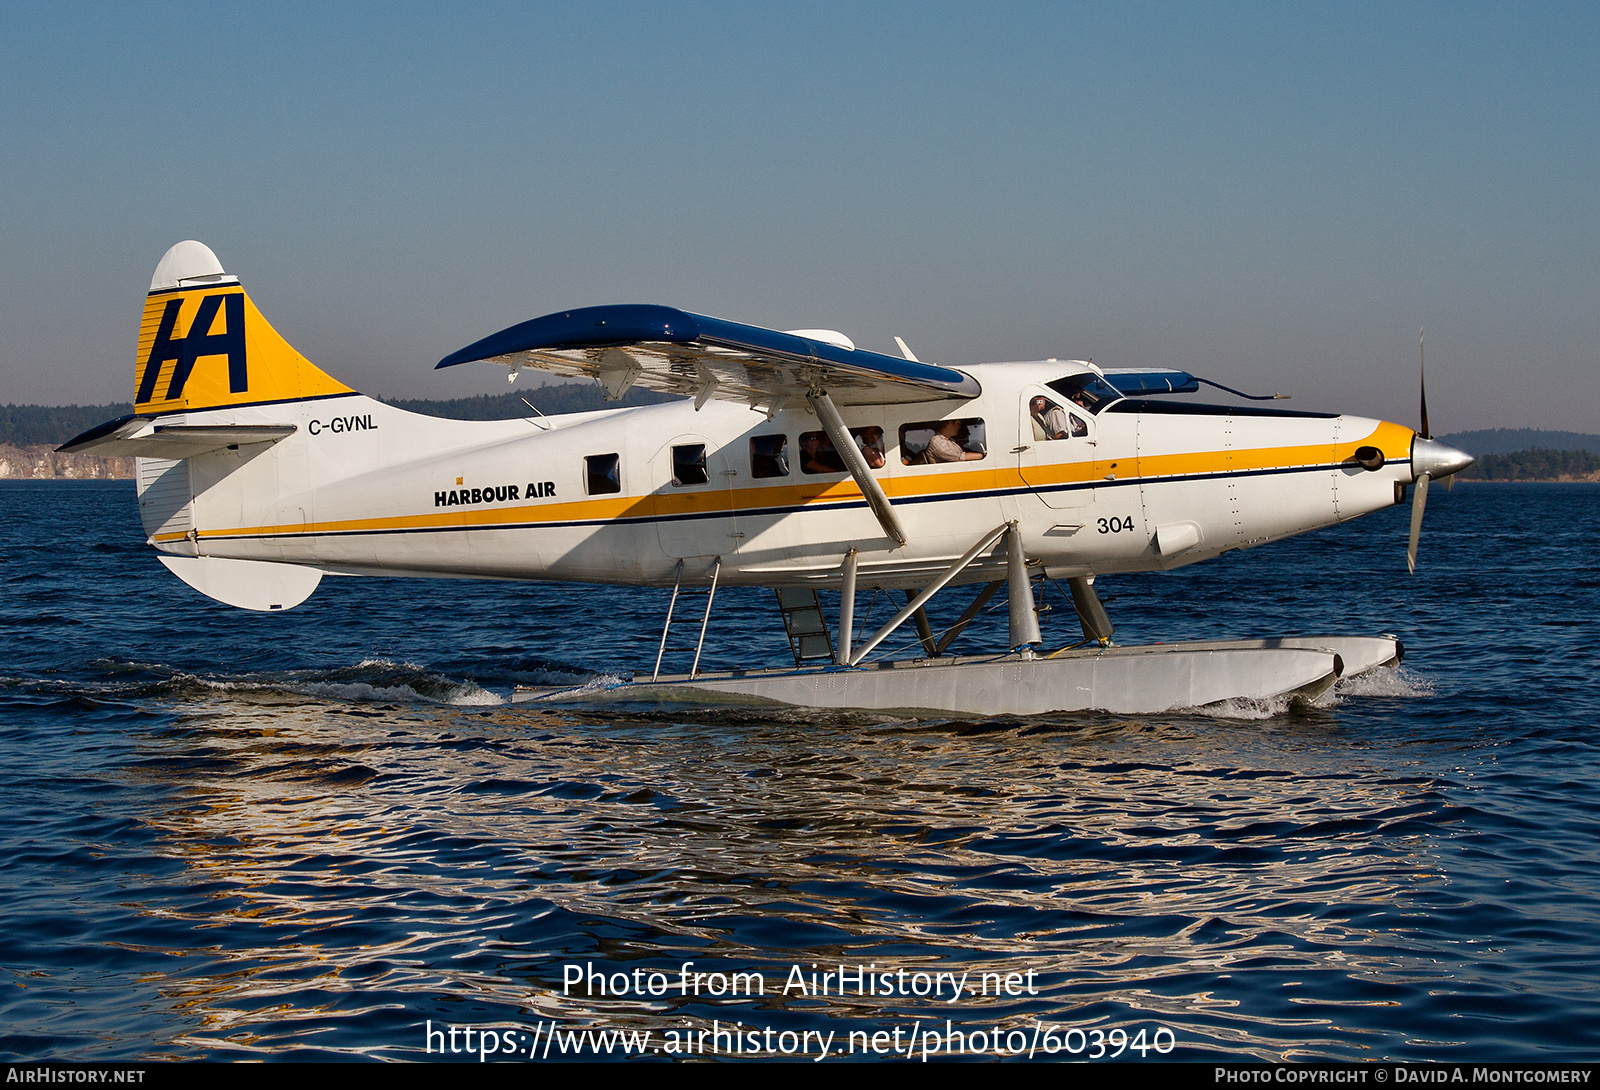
[[519, 396, 551, 431], [1194, 377, 1289, 400]]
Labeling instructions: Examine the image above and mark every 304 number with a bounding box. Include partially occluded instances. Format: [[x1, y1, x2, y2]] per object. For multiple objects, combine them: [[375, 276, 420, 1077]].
[[1097, 515, 1136, 534]]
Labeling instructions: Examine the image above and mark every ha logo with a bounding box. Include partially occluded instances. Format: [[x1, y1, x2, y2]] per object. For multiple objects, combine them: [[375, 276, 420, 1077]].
[[136, 292, 248, 403]]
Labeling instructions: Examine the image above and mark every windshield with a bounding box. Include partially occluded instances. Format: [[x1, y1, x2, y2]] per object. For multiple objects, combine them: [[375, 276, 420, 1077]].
[[1046, 374, 1122, 415]]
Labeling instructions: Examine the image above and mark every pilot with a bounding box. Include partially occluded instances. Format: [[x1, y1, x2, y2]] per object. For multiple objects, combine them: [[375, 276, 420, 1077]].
[[1030, 396, 1070, 441]]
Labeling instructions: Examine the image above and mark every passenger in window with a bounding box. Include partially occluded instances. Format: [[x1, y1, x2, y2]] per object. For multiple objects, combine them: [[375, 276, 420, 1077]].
[[799, 431, 846, 474], [927, 419, 983, 462], [901, 418, 986, 464], [854, 426, 886, 469], [1068, 411, 1088, 438], [961, 421, 986, 455], [1030, 396, 1070, 441]]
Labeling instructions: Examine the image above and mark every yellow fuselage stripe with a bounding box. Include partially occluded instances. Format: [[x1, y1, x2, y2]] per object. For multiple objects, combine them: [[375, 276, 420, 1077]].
[[171, 422, 1410, 544]]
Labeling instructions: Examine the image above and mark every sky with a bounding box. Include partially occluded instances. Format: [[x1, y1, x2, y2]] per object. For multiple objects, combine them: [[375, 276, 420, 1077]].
[[1, 2, 1596, 431]]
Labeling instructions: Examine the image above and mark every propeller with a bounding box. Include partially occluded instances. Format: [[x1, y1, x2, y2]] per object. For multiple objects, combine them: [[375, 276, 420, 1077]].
[[1407, 328, 1429, 573], [1405, 327, 1475, 572]]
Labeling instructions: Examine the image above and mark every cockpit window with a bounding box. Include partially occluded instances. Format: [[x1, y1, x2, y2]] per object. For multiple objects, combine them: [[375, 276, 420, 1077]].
[[1046, 374, 1122, 415], [1029, 395, 1087, 441]]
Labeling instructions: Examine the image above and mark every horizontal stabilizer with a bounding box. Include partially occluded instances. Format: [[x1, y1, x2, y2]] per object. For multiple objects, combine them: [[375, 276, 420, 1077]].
[[59, 415, 296, 459], [436, 304, 981, 409], [158, 554, 322, 612]]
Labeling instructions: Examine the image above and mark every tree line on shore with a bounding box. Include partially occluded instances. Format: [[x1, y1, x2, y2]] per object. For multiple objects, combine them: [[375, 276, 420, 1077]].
[[1457, 448, 1600, 481]]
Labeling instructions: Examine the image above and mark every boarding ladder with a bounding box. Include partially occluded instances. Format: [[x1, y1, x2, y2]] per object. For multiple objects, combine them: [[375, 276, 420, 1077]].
[[774, 588, 835, 667]]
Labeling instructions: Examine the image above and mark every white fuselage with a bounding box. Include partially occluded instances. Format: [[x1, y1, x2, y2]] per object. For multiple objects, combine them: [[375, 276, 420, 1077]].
[[138, 360, 1416, 591]]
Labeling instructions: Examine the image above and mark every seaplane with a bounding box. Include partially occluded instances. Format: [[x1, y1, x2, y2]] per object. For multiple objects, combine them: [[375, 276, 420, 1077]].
[[62, 241, 1474, 716]]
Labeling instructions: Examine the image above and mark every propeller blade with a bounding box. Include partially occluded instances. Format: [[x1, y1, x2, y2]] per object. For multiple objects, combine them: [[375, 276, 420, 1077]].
[[1407, 472, 1430, 573], [1418, 327, 1431, 440]]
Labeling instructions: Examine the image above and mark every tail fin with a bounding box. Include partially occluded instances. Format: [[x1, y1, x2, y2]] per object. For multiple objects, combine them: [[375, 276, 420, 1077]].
[[135, 241, 353, 415]]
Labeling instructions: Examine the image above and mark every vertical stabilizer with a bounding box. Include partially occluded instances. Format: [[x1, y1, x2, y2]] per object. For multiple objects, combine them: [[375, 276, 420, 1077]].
[[135, 241, 354, 415]]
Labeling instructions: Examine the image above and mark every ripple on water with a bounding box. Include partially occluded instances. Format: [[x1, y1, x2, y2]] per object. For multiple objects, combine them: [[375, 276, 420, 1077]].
[[2, 482, 1599, 1060]]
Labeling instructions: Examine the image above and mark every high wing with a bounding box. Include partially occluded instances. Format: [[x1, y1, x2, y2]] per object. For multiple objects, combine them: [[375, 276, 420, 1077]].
[[1101, 369, 1200, 396], [436, 304, 981, 410]]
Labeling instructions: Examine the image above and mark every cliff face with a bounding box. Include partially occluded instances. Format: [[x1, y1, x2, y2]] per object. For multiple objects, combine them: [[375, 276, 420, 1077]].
[[0, 444, 133, 479]]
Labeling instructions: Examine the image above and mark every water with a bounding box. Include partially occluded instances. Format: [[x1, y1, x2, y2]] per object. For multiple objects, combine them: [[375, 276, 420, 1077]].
[[2, 480, 1597, 1062]]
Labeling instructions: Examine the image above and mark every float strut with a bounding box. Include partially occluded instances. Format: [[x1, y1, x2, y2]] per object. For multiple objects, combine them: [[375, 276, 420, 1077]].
[[848, 523, 1009, 666], [1068, 575, 1114, 645], [836, 549, 858, 665], [1006, 522, 1042, 652], [905, 592, 939, 657], [689, 557, 721, 678], [652, 559, 684, 681], [935, 580, 1003, 656]]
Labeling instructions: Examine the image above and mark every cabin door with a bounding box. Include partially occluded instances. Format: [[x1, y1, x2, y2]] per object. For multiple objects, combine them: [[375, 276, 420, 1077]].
[[1016, 386, 1099, 511], [654, 435, 742, 560]]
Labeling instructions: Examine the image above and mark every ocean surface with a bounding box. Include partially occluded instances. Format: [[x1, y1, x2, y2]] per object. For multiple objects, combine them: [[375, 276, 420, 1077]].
[[2, 479, 1597, 1063]]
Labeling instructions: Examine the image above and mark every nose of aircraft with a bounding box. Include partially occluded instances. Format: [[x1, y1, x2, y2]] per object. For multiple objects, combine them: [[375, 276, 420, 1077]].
[[1411, 436, 1475, 481]]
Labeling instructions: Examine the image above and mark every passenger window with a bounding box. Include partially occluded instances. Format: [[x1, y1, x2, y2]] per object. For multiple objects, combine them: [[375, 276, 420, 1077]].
[[672, 443, 709, 486], [798, 431, 846, 474], [798, 427, 887, 474], [900, 419, 986, 464], [585, 453, 621, 495], [750, 434, 789, 478], [853, 425, 887, 469]]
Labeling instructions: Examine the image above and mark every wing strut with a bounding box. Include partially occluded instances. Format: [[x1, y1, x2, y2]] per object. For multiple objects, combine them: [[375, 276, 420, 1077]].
[[807, 389, 908, 546]]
